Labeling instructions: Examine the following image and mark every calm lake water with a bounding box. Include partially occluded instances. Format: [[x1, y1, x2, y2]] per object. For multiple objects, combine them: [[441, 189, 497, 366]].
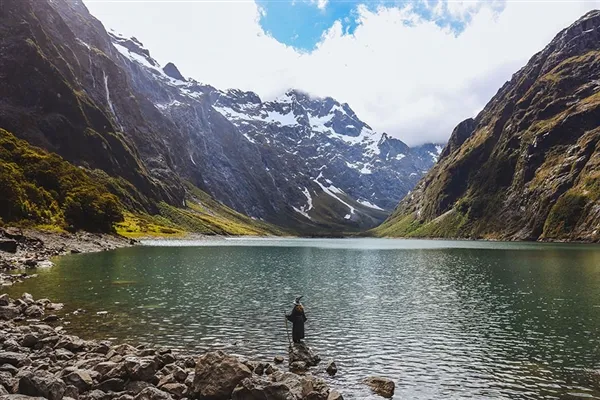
[[4, 238, 600, 399]]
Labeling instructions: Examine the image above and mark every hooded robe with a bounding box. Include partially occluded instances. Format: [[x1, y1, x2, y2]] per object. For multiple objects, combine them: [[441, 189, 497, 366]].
[[287, 305, 307, 342]]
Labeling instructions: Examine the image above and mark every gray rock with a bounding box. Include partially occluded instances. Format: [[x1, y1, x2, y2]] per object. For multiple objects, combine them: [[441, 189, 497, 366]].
[[363, 377, 395, 398], [20, 334, 39, 348], [0, 371, 14, 391], [0, 294, 10, 307], [94, 378, 125, 393], [83, 389, 110, 400], [326, 361, 338, 376], [0, 353, 27, 367], [191, 351, 251, 399], [289, 361, 308, 373], [327, 391, 344, 400], [24, 306, 44, 319], [0, 307, 20, 321], [159, 383, 186, 399], [133, 387, 172, 400], [273, 356, 284, 364], [231, 376, 296, 400], [18, 370, 66, 400], [63, 370, 93, 393], [288, 343, 320, 367], [124, 381, 153, 395], [64, 385, 79, 399], [92, 362, 117, 377], [124, 357, 158, 382], [20, 294, 34, 305], [0, 364, 18, 375], [0, 396, 46, 400]]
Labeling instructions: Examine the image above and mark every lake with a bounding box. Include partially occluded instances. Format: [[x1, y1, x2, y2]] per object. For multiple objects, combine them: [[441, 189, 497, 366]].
[[4, 238, 600, 399]]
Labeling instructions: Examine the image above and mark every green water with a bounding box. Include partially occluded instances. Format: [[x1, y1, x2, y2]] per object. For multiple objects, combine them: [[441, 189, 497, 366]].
[[4, 238, 600, 399]]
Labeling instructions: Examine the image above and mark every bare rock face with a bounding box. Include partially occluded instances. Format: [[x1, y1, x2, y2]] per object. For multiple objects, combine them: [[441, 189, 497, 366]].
[[376, 10, 600, 243], [362, 377, 395, 398], [192, 351, 252, 399], [162, 63, 185, 82]]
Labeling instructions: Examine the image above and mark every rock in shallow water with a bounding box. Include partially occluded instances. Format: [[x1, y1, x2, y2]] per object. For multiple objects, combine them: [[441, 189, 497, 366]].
[[363, 376, 395, 398], [326, 361, 338, 376], [289, 343, 320, 368]]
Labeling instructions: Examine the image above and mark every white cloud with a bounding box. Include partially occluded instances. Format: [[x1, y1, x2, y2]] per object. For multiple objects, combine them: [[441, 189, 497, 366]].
[[84, 0, 600, 146], [314, 0, 328, 10]]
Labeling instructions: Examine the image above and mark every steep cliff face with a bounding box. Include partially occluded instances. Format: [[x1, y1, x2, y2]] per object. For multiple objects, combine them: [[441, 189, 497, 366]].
[[375, 11, 600, 242], [0, 0, 442, 234]]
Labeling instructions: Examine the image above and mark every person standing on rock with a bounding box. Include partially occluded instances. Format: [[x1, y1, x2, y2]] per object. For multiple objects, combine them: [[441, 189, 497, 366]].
[[286, 296, 307, 343]]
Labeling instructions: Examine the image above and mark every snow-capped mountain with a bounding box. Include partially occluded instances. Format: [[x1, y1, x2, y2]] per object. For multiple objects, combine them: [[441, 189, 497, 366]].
[[0, 0, 442, 233], [98, 24, 443, 232]]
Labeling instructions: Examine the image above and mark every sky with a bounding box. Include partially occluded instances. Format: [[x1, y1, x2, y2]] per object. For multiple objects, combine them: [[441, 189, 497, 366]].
[[83, 0, 600, 146]]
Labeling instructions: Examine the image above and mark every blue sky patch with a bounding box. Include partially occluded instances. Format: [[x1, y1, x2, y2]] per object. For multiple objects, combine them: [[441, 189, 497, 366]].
[[257, 0, 506, 51]]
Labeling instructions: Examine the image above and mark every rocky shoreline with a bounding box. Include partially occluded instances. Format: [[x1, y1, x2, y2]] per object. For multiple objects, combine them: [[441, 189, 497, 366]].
[[0, 227, 134, 287], [0, 292, 344, 400]]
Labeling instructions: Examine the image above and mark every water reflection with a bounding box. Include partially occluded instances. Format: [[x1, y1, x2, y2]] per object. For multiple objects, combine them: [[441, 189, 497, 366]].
[[3, 239, 600, 399]]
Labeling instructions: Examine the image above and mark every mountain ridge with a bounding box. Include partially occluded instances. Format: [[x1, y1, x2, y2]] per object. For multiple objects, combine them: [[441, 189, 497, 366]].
[[373, 10, 600, 242], [0, 0, 443, 235]]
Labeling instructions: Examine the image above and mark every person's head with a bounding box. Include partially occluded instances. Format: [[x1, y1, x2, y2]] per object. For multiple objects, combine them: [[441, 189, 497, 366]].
[[295, 304, 304, 312]]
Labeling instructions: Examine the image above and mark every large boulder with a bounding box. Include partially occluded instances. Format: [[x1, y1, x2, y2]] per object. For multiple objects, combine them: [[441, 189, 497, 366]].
[[18, 370, 66, 400], [0, 353, 27, 367], [94, 378, 125, 393], [124, 357, 158, 382], [327, 390, 343, 400], [363, 377, 394, 398], [24, 305, 44, 318], [288, 343, 320, 367], [0, 307, 20, 321], [159, 383, 186, 399], [231, 376, 296, 400], [191, 351, 252, 399], [63, 370, 93, 393]]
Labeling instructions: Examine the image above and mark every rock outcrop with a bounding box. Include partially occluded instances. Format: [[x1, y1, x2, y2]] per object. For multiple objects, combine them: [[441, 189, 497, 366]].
[[374, 10, 600, 242]]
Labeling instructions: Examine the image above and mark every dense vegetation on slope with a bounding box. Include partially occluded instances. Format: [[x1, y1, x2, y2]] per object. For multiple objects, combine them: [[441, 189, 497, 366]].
[[0, 128, 282, 236], [0, 129, 122, 232], [373, 11, 600, 242]]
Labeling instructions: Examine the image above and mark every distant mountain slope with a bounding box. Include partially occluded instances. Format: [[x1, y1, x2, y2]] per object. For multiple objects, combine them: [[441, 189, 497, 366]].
[[374, 11, 600, 242], [0, 0, 442, 234]]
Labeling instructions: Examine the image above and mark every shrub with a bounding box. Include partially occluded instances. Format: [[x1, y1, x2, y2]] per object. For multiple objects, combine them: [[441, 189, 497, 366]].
[[0, 129, 124, 232]]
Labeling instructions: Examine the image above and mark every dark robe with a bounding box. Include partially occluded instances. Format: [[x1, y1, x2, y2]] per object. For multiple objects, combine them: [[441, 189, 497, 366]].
[[286, 305, 307, 343]]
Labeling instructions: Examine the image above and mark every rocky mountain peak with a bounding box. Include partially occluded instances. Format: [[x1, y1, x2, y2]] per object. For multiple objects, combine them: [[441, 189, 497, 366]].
[[438, 118, 476, 160], [162, 62, 186, 81], [109, 31, 159, 68]]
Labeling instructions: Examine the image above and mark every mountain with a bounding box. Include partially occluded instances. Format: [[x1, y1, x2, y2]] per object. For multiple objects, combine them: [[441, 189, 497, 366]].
[[373, 11, 600, 242], [0, 0, 441, 234]]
